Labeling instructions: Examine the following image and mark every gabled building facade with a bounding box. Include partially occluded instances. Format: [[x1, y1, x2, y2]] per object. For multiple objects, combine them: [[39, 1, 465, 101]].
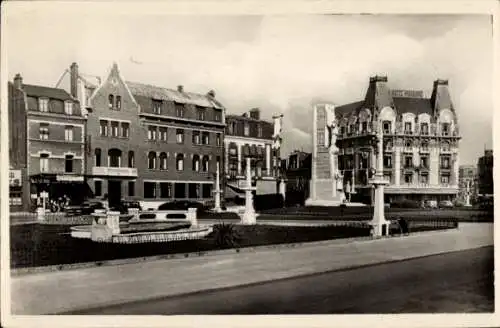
[[335, 76, 461, 204], [8, 73, 87, 210], [78, 62, 225, 209]]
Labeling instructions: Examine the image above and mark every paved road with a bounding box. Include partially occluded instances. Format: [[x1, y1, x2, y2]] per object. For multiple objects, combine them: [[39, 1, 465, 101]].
[[70, 246, 494, 314]]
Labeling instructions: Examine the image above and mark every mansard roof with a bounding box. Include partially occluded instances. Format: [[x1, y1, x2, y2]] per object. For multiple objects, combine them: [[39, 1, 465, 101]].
[[23, 84, 75, 102]]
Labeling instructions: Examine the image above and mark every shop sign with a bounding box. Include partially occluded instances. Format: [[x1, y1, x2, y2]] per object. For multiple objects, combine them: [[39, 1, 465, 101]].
[[56, 175, 84, 182]]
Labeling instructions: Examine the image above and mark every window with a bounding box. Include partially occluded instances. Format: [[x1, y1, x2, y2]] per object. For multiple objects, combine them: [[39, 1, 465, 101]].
[[420, 123, 429, 135], [404, 122, 412, 134], [100, 120, 108, 137], [175, 103, 184, 117], [197, 108, 205, 120], [216, 156, 221, 172], [257, 125, 263, 138], [128, 181, 135, 197], [64, 102, 73, 115], [159, 127, 168, 141], [40, 153, 49, 172], [383, 121, 391, 134], [349, 124, 354, 134], [420, 174, 429, 184], [202, 184, 212, 198], [214, 110, 221, 122], [148, 152, 157, 169], [202, 155, 209, 172], [174, 183, 186, 198], [440, 156, 450, 169], [39, 98, 49, 112], [111, 121, 119, 137], [188, 183, 200, 199], [192, 155, 200, 172], [121, 123, 130, 138], [95, 148, 101, 166], [39, 123, 49, 140], [152, 99, 162, 114], [230, 122, 237, 135], [176, 153, 184, 171], [176, 129, 184, 144], [404, 173, 413, 184], [65, 126, 74, 141], [383, 155, 392, 168], [192, 131, 200, 145], [116, 96, 121, 110], [94, 181, 102, 197], [420, 156, 428, 168], [148, 126, 157, 141], [404, 156, 413, 168], [108, 95, 114, 109], [441, 123, 450, 136], [421, 141, 429, 151], [64, 155, 74, 173], [361, 122, 368, 133], [441, 175, 450, 185], [108, 149, 122, 167], [144, 182, 156, 199], [202, 132, 209, 145], [442, 141, 450, 152], [244, 122, 250, 136], [340, 127, 346, 135], [159, 152, 168, 170], [160, 183, 172, 198], [216, 133, 221, 147], [128, 151, 135, 168]]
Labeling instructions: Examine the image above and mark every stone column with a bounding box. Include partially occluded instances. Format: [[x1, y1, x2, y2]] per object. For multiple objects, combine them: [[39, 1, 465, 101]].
[[237, 143, 242, 176], [187, 208, 198, 227], [394, 146, 401, 185], [106, 211, 121, 235], [241, 157, 256, 225], [224, 141, 229, 175], [214, 162, 222, 212], [266, 144, 271, 176]]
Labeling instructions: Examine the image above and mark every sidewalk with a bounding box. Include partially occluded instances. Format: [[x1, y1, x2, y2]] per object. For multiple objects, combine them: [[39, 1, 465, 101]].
[[11, 223, 493, 315]]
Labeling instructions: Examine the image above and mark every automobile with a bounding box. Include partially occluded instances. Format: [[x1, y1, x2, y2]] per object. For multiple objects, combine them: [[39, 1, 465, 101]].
[[157, 200, 207, 214], [439, 200, 454, 209], [109, 200, 142, 214], [65, 200, 105, 216], [423, 200, 438, 209]]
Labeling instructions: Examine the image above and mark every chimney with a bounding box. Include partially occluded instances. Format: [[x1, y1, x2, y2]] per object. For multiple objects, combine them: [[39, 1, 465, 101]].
[[177, 85, 184, 93], [249, 108, 260, 120], [207, 90, 216, 98], [70, 62, 79, 98], [13, 74, 23, 89], [430, 79, 452, 111]]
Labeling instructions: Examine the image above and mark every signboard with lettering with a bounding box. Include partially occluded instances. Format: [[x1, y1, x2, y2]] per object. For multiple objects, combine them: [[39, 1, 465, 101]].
[[9, 170, 22, 187]]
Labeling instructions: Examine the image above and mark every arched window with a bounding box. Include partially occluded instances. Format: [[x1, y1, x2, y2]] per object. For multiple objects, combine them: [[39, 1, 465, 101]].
[[148, 151, 156, 169], [108, 148, 122, 167], [202, 155, 209, 172], [108, 94, 114, 109], [192, 155, 200, 172], [176, 154, 184, 171], [159, 152, 168, 170], [128, 151, 135, 168], [95, 148, 102, 167], [442, 141, 451, 151]]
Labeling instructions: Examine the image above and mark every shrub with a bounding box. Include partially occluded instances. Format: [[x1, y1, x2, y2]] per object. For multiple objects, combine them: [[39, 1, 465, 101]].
[[211, 223, 243, 249], [390, 200, 421, 208], [253, 194, 285, 211]]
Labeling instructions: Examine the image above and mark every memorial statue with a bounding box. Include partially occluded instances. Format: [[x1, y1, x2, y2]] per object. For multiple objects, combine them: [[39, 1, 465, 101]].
[[272, 114, 283, 150], [325, 104, 339, 153]]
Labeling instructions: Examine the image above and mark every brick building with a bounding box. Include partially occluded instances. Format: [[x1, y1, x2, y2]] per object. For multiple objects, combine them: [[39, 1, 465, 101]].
[[69, 62, 225, 209], [8, 73, 87, 211], [335, 76, 461, 204], [224, 109, 281, 195]]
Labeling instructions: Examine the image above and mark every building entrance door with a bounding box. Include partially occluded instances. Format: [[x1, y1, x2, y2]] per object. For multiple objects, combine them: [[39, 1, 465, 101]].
[[108, 180, 122, 209]]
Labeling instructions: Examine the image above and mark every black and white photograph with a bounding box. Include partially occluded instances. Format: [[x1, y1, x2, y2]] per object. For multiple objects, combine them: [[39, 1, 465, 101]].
[[1, 1, 498, 327]]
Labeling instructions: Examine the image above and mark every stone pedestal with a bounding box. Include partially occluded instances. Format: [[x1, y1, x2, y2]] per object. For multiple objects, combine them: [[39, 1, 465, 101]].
[[213, 163, 222, 213], [187, 208, 198, 227], [240, 157, 257, 225], [369, 176, 390, 237], [36, 207, 45, 221], [106, 211, 121, 235]]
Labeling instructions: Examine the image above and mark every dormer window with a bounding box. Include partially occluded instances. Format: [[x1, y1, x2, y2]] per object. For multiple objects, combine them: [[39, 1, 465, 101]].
[[420, 123, 429, 135], [39, 98, 49, 112], [441, 123, 450, 136], [64, 101, 73, 115], [116, 96, 121, 110], [108, 95, 114, 109], [361, 122, 368, 133], [175, 103, 184, 117], [404, 122, 412, 134], [383, 121, 391, 134], [244, 122, 250, 136], [197, 108, 206, 121], [257, 125, 263, 138], [152, 99, 162, 114]]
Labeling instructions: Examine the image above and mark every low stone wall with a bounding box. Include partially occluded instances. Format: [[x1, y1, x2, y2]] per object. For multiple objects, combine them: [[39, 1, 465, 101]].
[[110, 226, 213, 244]]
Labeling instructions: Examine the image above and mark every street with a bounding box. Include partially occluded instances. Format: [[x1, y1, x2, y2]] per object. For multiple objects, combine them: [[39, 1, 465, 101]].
[[69, 246, 493, 314]]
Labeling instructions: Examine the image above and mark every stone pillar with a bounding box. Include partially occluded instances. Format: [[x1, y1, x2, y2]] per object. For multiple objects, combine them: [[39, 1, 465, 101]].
[[241, 157, 256, 225], [266, 144, 271, 176], [214, 162, 222, 212], [106, 211, 121, 235], [224, 142, 229, 175], [237, 143, 242, 176], [464, 180, 472, 206], [394, 146, 401, 185], [370, 124, 390, 237], [187, 208, 198, 227]]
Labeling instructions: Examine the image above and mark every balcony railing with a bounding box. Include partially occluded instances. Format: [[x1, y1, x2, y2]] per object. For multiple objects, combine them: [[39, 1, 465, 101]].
[[92, 166, 138, 177]]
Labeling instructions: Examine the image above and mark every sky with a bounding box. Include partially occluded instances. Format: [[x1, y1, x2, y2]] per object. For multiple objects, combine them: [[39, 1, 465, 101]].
[[4, 8, 494, 165]]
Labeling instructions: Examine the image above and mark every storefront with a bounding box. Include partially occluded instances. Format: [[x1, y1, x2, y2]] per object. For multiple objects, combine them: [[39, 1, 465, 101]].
[[29, 173, 90, 207]]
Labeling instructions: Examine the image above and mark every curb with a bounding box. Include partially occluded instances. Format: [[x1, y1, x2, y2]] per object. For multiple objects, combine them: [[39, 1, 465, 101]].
[[11, 227, 459, 276], [59, 244, 493, 315]]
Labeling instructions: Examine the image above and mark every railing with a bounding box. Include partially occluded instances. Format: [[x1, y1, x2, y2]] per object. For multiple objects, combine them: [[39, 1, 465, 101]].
[[92, 166, 138, 177]]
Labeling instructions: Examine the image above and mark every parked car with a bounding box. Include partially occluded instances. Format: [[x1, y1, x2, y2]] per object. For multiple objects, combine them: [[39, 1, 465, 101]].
[[439, 200, 454, 209], [423, 200, 438, 209], [109, 200, 142, 214], [65, 200, 105, 216], [157, 200, 207, 214]]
